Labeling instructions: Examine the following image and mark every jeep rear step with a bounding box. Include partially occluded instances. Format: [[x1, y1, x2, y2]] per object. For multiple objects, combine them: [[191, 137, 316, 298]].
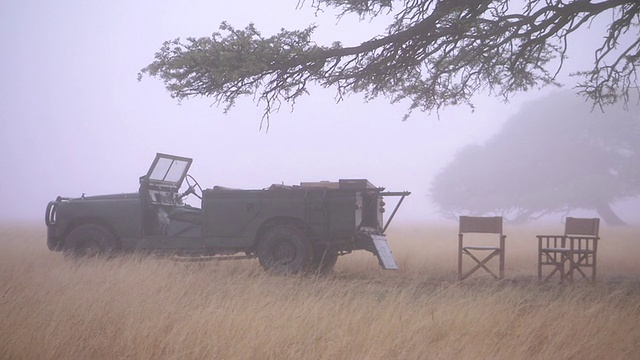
[[360, 234, 398, 270]]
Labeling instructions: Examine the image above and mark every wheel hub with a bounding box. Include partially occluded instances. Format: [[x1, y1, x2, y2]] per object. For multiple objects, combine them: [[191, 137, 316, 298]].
[[78, 240, 101, 257], [273, 241, 296, 265]]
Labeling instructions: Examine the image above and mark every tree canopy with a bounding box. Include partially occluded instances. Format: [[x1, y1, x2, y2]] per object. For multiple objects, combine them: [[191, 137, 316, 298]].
[[139, 0, 639, 124], [429, 90, 640, 225]]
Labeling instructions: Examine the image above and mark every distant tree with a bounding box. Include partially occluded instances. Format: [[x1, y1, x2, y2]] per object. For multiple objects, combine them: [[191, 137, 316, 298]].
[[429, 90, 640, 225], [139, 0, 640, 125]]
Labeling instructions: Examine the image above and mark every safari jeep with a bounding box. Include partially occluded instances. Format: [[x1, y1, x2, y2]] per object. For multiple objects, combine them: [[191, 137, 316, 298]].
[[46, 153, 410, 273]]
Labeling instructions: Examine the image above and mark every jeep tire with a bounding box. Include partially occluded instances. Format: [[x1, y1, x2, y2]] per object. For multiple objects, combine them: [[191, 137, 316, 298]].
[[258, 225, 313, 274], [309, 248, 339, 274], [63, 224, 117, 258]]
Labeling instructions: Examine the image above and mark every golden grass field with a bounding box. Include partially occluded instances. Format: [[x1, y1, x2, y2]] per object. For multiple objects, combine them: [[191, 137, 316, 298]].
[[1, 222, 639, 360]]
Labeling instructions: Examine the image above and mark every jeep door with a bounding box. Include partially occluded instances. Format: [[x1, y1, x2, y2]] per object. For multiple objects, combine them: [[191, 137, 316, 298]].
[[202, 189, 262, 247]]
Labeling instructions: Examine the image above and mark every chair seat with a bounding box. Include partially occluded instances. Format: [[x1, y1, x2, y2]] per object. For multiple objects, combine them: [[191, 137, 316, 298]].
[[541, 247, 571, 252], [463, 246, 500, 251], [571, 249, 595, 254], [541, 247, 594, 253]]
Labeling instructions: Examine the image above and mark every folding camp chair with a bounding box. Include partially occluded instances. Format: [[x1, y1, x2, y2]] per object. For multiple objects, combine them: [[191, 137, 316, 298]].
[[537, 217, 600, 283], [458, 216, 506, 280]]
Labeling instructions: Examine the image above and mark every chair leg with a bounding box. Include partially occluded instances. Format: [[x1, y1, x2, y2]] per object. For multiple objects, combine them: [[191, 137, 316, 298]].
[[566, 253, 575, 283], [592, 251, 597, 283], [537, 238, 543, 282], [560, 253, 567, 282], [592, 258, 597, 283], [458, 234, 463, 281], [499, 235, 505, 280], [499, 250, 504, 280]]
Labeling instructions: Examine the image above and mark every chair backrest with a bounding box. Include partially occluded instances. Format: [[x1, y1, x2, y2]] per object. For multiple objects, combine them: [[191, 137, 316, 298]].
[[564, 217, 600, 237], [459, 216, 503, 234]]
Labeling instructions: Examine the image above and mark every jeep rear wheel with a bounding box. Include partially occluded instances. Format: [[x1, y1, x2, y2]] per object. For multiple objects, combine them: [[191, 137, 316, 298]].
[[309, 249, 339, 275], [258, 226, 312, 274], [63, 224, 117, 258]]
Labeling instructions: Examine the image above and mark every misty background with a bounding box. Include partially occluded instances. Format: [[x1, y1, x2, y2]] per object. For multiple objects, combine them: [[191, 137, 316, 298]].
[[1, 1, 638, 224]]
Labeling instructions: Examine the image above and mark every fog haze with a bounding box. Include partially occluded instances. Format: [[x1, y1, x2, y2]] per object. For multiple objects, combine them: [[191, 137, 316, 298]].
[[1, 1, 638, 224]]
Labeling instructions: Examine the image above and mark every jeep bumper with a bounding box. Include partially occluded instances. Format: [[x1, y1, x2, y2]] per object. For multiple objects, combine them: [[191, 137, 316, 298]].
[[45, 199, 63, 251]]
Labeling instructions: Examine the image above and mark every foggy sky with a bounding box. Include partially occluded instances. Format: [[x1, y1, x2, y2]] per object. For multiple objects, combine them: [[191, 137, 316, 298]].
[[1, 1, 637, 224]]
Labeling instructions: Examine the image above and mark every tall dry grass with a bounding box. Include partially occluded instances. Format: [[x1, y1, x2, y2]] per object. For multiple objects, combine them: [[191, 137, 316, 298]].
[[1, 222, 639, 360]]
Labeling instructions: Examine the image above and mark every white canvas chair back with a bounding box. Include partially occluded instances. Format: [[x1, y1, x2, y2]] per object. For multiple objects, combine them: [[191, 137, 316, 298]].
[[565, 217, 599, 237], [459, 216, 503, 235]]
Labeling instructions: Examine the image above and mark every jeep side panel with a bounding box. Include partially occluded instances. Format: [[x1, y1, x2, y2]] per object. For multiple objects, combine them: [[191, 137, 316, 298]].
[[202, 188, 305, 248], [201, 187, 361, 249], [202, 189, 263, 243]]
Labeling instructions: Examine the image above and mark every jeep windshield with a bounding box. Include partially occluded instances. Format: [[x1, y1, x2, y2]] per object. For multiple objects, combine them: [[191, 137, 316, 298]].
[[145, 153, 192, 187]]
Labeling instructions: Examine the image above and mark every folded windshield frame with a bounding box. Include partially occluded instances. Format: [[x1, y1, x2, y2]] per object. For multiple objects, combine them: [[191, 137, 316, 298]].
[[145, 153, 193, 187]]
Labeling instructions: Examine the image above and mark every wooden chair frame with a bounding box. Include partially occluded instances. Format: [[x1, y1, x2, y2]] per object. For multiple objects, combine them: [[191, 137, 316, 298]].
[[537, 217, 600, 283], [458, 216, 506, 281]]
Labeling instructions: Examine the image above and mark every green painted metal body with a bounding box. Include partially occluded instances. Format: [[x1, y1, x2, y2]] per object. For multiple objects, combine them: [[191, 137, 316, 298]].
[[45, 154, 408, 262]]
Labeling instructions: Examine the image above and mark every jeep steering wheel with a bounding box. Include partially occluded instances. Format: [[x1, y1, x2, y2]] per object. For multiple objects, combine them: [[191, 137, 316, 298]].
[[185, 174, 203, 200]]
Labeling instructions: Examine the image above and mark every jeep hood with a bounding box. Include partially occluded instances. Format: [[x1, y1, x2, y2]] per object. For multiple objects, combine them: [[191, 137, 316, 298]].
[[68, 193, 139, 201]]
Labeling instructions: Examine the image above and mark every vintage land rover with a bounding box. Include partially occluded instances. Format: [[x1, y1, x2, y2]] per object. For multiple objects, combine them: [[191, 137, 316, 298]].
[[46, 153, 410, 273]]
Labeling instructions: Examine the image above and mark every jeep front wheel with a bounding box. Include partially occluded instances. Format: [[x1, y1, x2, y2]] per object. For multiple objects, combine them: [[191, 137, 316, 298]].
[[63, 224, 117, 258], [258, 226, 312, 274]]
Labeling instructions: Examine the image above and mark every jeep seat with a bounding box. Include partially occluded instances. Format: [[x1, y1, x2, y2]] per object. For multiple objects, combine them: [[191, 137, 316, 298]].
[[168, 206, 202, 225]]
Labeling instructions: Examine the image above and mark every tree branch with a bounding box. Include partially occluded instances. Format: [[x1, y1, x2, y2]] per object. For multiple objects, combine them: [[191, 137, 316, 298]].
[[140, 0, 640, 123]]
